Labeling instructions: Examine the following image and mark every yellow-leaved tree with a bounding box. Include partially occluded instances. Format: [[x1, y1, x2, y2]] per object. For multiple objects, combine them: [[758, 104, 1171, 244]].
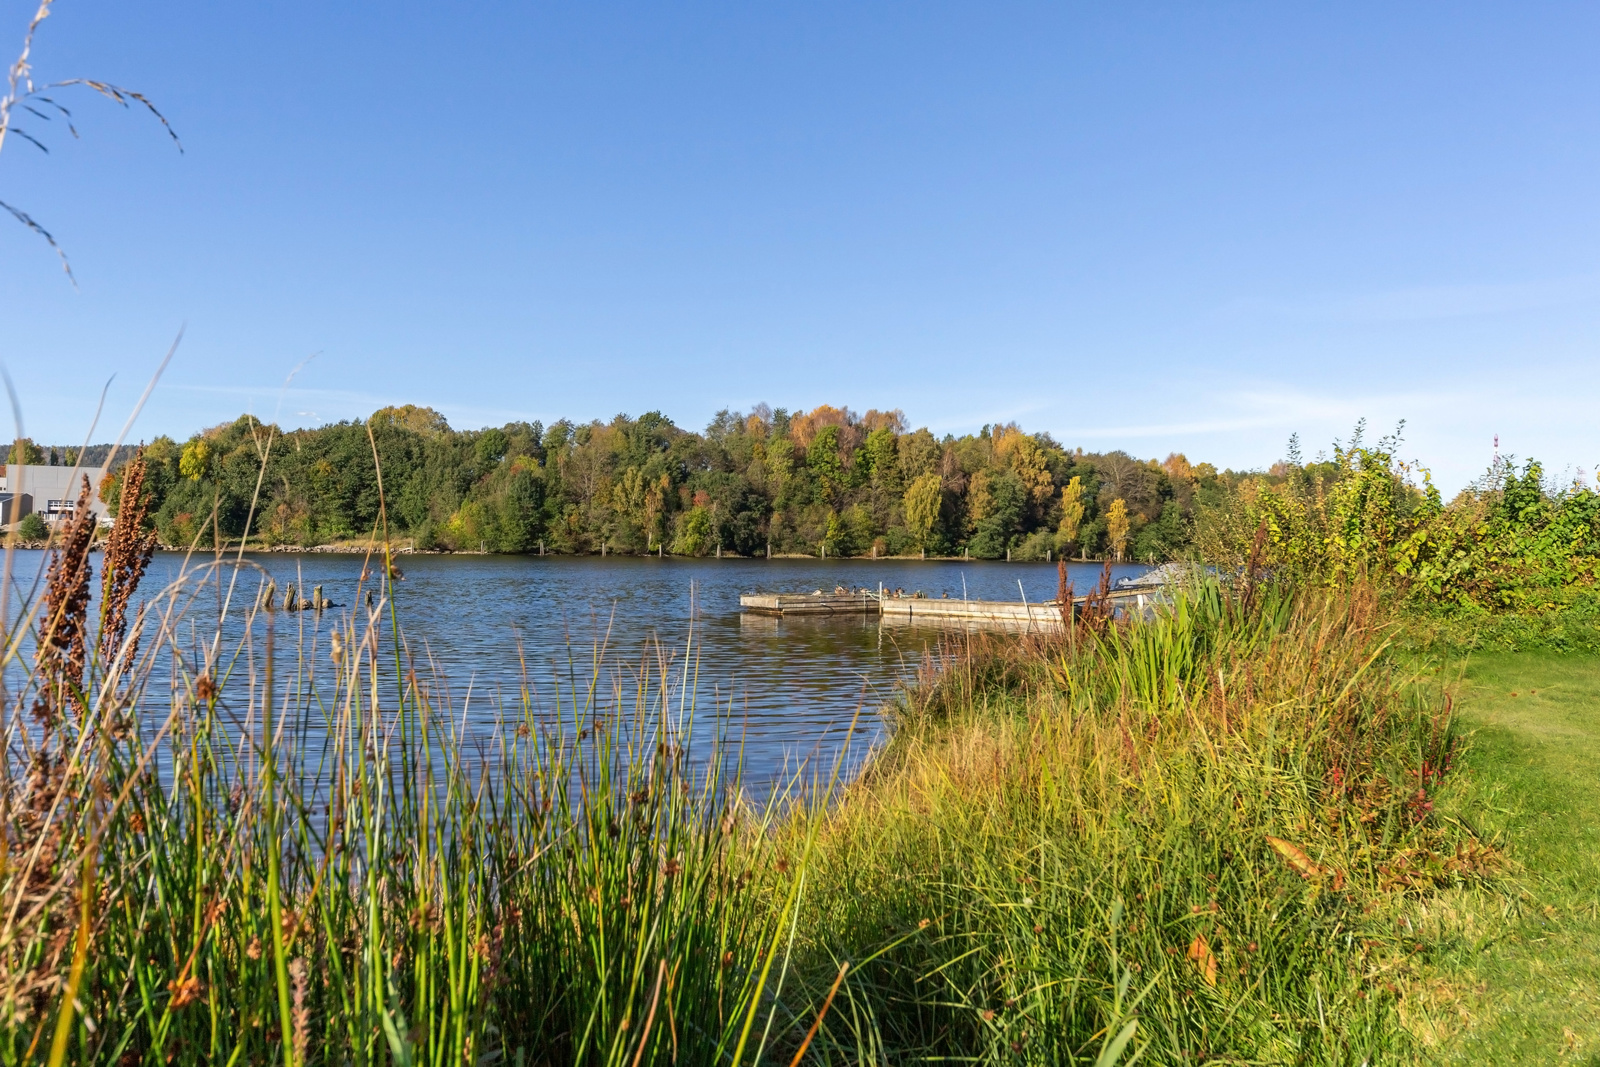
[[1107, 497, 1131, 561], [1057, 477, 1085, 551], [903, 473, 943, 550], [178, 440, 211, 481]]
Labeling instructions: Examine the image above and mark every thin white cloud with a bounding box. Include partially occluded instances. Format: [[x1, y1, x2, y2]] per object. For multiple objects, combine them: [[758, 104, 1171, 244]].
[[1219, 273, 1600, 325], [1030, 387, 1454, 440]]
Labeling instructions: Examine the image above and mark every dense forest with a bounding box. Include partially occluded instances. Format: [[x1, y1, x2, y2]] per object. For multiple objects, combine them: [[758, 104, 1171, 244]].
[[46, 406, 1596, 608], [63, 404, 1222, 559]]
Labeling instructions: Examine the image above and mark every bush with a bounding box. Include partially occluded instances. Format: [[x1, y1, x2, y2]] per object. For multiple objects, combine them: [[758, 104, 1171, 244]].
[[16, 512, 47, 540], [1195, 440, 1600, 617]]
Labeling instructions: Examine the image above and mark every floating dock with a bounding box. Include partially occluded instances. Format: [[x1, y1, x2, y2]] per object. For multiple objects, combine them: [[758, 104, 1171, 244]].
[[739, 587, 1160, 629], [735, 591, 882, 616]]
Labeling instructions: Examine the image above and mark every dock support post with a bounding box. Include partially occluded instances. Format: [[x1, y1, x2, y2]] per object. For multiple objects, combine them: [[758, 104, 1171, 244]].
[[921, 547, 925, 560], [766, 541, 770, 559], [312, 585, 324, 612], [660, 543, 664, 558]]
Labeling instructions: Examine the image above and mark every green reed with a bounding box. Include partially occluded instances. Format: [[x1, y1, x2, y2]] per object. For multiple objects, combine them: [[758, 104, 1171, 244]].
[[2, 548, 808, 1066]]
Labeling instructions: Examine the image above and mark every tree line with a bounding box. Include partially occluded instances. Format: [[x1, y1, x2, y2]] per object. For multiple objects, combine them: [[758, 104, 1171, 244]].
[[85, 404, 1229, 559]]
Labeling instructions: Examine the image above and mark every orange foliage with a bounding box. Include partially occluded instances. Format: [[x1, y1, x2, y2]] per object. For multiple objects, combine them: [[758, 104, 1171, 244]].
[[789, 405, 857, 449], [859, 409, 907, 434], [1163, 453, 1195, 483]]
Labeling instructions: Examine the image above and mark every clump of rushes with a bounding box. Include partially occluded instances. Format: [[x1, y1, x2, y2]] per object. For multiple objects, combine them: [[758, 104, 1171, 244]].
[[778, 578, 1489, 1064], [2, 527, 805, 1065]]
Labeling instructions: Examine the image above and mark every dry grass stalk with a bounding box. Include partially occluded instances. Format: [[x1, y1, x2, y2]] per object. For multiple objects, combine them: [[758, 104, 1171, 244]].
[[98, 448, 157, 668], [32, 476, 94, 725]]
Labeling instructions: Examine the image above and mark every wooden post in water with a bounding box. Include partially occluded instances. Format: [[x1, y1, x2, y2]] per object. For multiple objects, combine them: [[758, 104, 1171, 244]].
[[716, 543, 721, 558], [766, 541, 770, 559], [920, 547, 925, 560], [312, 585, 324, 612], [539, 541, 545, 556], [285, 586, 298, 612], [259, 581, 276, 612], [821, 543, 826, 559], [1007, 548, 1011, 562], [659, 543, 664, 558]]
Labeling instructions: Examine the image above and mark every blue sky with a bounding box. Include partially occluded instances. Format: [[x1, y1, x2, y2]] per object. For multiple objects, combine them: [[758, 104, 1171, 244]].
[[2, 1, 1597, 490]]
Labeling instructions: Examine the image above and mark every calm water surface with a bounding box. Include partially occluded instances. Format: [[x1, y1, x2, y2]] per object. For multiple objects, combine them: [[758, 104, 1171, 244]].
[[14, 552, 1150, 781]]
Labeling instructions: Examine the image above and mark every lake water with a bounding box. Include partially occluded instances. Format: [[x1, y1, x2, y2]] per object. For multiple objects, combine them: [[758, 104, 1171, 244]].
[[10, 551, 1150, 782]]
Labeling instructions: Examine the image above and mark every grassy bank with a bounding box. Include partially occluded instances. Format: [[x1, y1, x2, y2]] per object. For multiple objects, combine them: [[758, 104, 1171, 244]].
[[3, 479, 1499, 1065], [774, 584, 1482, 1064], [1406, 651, 1600, 1062]]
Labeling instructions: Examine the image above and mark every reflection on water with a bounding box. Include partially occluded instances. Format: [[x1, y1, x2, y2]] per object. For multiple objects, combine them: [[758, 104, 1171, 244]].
[[9, 551, 1149, 782]]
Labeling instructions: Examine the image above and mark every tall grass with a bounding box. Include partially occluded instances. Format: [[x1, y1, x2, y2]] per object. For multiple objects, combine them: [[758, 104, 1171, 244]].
[[0, 474, 809, 1065], [2, 474, 1488, 1064], [777, 580, 1489, 1064]]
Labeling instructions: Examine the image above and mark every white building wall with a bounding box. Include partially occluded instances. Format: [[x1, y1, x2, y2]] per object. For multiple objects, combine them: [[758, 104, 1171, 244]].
[[0, 465, 110, 522]]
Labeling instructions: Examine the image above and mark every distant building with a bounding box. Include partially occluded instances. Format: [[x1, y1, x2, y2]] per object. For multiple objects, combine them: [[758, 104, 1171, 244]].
[[0, 464, 110, 525], [0, 493, 28, 525]]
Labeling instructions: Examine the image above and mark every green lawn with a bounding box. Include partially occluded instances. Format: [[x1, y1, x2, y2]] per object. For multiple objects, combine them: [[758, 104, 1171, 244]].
[[1412, 651, 1600, 1063]]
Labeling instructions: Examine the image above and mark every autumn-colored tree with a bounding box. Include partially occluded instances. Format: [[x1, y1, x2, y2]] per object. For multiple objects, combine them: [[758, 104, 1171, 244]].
[[903, 473, 943, 550], [1107, 497, 1131, 561], [994, 427, 1054, 513], [965, 470, 993, 534], [1057, 477, 1085, 548], [1163, 452, 1194, 483], [788, 404, 856, 449], [178, 439, 212, 481]]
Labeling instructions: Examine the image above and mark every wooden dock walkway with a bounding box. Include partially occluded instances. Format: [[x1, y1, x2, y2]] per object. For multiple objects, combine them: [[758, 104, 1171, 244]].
[[739, 586, 1159, 628]]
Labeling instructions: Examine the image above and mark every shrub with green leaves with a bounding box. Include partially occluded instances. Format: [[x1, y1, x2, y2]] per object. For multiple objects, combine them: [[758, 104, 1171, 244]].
[[16, 511, 48, 541]]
